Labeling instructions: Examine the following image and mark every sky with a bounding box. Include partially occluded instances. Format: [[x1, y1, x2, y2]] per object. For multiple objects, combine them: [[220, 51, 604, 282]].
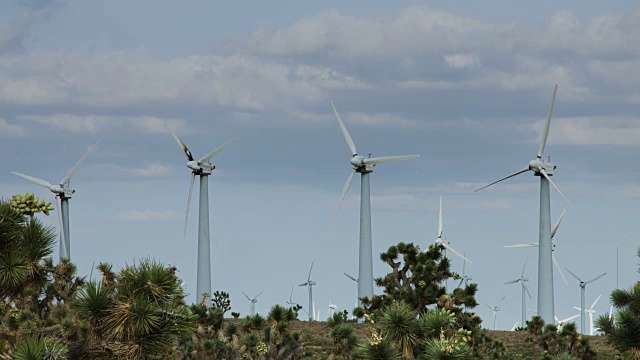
[[2, 0, 640, 332]]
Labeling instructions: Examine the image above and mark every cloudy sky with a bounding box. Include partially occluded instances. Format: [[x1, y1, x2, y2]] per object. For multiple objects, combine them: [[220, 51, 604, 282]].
[[2, 0, 640, 331]]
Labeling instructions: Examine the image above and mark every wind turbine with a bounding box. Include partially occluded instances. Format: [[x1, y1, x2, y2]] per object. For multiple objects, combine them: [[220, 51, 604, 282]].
[[166, 126, 236, 303], [456, 254, 473, 289], [299, 261, 316, 321], [328, 296, 341, 318], [487, 296, 505, 330], [565, 268, 606, 334], [434, 197, 472, 264], [286, 286, 296, 308], [12, 142, 98, 261], [505, 209, 569, 285], [555, 314, 580, 331], [574, 294, 602, 335], [330, 101, 421, 302], [242, 291, 264, 316], [475, 85, 571, 324], [505, 261, 532, 329]]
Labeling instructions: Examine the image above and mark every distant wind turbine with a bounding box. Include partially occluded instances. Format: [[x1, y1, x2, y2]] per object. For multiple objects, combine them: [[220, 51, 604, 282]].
[[505, 261, 532, 329], [242, 291, 264, 316], [434, 197, 472, 264], [566, 268, 606, 334], [299, 261, 316, 321], [286, 286, 296, 308], [505, 209, 569, 285], [574, 294, 602, 335], [476, 85, 572, 324], [330, 101, 420, 303], [555, 314, 580, 331], [12, 142, 98, 261], [487, 296, 506, 330]]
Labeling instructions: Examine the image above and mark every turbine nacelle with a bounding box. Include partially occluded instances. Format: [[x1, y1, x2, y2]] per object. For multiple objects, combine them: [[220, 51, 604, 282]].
[[187, 160, 214, 174], [528, 159, 556, 175], [350, 156, 364, 168]]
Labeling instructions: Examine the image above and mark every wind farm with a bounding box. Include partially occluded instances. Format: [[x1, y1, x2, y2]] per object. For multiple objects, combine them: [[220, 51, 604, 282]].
[[2, 2, 638, 357]]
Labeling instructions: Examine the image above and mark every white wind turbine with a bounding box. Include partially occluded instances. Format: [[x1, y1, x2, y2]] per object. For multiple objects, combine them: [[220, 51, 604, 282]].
[[299, 261, 316, 321], [505, 209, 569, 285], [456, 254, 473, 290], [574, 295, 602, 335], [475, 85, 572, 324], [505, 261, 532, 330], [566, 268, 606, 335], [286, 286, 296, 308], [242, 291, 264, 316], [12, 142, 98, 261], [487, 296, 506, 330], [331, 101, 421, 303], [327, 296, 341, 318], [555, 314, 580, 331], [166, 126, 236, 303], [434, 197, 472, 264]]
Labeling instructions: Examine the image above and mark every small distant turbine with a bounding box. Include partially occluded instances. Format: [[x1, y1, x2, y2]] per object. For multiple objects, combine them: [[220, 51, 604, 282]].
[[555, 314, 580, 331], [505, 261, 532, 329], [242, 291, 264, 316], [286, 286, 296, 308], [574, 294, 602, 335], [487, 296, 506, 330], [456, 255, 472, 289], [299, 261, 316, 321], [566, 268, 606, 335]]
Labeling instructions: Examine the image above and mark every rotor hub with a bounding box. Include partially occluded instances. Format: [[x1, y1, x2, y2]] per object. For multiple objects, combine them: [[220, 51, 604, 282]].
[[529, 158, 556, 176]]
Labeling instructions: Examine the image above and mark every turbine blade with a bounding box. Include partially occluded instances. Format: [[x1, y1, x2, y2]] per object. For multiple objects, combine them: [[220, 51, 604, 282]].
[[59, 141, 99, 185], [198, 137, 237, 163], [521, 260, 527, 278], [242, 291, 251, 301], [474, 168, 530, 192], [457, 278, 464, 289], [561, 314, 579, 323], [166, 124, 194, 161], [330, 101, 357, 156], [553, 255, 569, 286], [504, 279, 520, 285], [308, 260, 314, 282], [438, 196, 443, 238], [299, 283, 307, 287], [183, 173, 195, 241], [590, 294, 602, 310], [441, 243, 472, 264], [343, 273, 357, 282], [609, 305, 613, 320], [255, 291, 264, 299], [364, 154, 421, 165], [330, 169, 356, 227], [511, 321, 519, 331], [551, 208, 567, 239], [574, 306, 583, 312], [586, 272, 606, 284], [504, 243, 538, 248], [565, 268, 583, 282], [56, 196, 66, 258], [523, 283, 533, 299], [537, 84, 558, 159], [540, 169, 573, 209], [12, 171, 54, 190]]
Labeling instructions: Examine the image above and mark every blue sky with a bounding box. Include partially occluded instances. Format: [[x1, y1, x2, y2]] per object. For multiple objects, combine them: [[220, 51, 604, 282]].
[[2, 0, 640, 331]]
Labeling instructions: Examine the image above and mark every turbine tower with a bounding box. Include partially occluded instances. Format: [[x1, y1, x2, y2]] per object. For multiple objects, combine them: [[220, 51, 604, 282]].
[[475, 85, 571, 324], [286, 286, 296, 308], [330, 101, 420, 303], [434, 197, 472, 264], [505, 261, 532, 330], [167, 126, 236, 303], [12, 142, 98, 261], [299, 261, 316, 321], [566, 268, 606, 334], [505, 209, 569, 285], [242, 291, 263, 316]]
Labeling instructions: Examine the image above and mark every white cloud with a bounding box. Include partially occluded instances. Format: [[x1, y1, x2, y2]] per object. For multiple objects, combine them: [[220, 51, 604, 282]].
[[0, 118, 26, 136], [286, 110, 416, 127], [444, 54, 478, 69], [131, 163, 172, 177], [18, 114, 187, 134], [116, 210, 177, 222]]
